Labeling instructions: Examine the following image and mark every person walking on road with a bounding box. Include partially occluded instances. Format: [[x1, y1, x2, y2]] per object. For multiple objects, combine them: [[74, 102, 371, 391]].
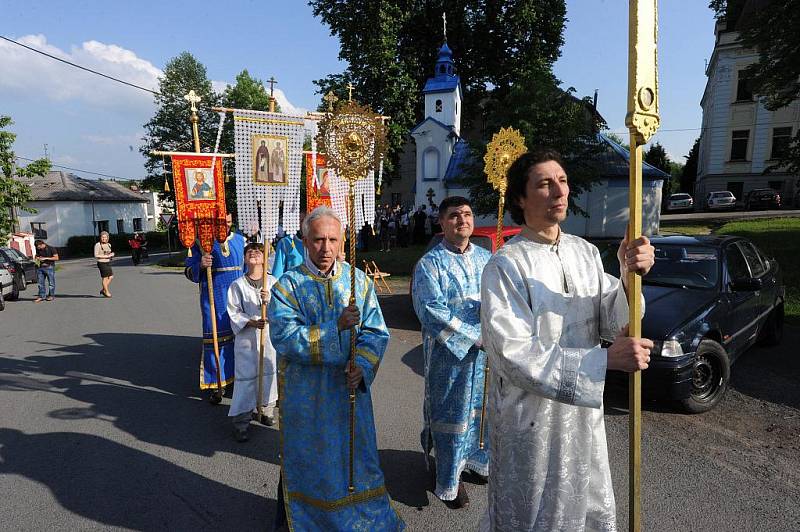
[[95, 231, 115, 298], [33, 239, 59, 302]]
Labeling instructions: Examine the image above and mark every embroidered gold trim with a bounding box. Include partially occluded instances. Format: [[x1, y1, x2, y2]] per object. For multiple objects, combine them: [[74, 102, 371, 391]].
[[287, 485, 387, 511], [356, 348, 379, 367], [274, 282, 299, 308], [309, 325, 322, 365], [203, 334, 234, 344], [212, 266, 241, 272], [234, 115, 305, 127]]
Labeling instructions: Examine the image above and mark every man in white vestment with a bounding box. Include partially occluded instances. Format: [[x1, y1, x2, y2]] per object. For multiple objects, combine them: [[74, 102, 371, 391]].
[[479, 149, 655, 532]]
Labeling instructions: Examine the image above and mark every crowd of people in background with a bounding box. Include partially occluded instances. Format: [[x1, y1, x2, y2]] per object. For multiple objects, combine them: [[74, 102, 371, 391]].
[[365, 203, 443, 252]]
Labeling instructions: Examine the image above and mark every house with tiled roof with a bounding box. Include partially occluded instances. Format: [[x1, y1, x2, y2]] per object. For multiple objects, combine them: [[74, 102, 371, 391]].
[[14, 171, 154, 248]]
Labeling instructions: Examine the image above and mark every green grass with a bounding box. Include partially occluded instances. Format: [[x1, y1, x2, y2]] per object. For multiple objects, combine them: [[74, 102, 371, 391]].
[[715, 217, 800, 325], [357, 245, 428, 276], [659, 221, 714, 235]]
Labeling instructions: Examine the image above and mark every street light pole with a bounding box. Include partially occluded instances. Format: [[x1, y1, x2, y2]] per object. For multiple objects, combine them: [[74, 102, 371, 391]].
[[89, 191, 97, 239]]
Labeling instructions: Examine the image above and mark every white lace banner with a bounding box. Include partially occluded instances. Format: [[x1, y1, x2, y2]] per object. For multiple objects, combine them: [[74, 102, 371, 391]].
[[233, 110, 304, 240]]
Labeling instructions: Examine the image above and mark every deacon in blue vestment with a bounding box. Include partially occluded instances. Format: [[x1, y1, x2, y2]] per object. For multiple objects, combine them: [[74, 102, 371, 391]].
[[412, 196, 492, 508], [268, 206, 404, 531], [184, 213, 246, 402], [271, 234, 304, 279]]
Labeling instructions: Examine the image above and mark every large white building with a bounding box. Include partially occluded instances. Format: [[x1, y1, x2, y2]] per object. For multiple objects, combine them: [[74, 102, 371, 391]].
[[696, 11, 800, 205], [14, 171, 153, 248]]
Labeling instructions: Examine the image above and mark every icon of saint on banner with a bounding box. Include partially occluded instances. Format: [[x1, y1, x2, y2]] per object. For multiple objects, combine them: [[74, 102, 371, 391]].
[[185, 168, 216, 200]]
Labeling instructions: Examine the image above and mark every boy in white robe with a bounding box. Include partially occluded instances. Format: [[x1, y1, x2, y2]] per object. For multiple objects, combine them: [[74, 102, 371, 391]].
[[226, 242, 279, 442], [479, 149, 655, 531]]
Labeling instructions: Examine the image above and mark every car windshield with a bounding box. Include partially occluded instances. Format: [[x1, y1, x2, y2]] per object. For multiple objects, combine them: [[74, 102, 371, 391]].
[[646, 245, 719, 289]]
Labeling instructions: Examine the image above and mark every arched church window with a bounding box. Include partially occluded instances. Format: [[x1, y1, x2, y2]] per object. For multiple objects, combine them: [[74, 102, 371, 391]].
[[439, 65, 446, 74], [423, 148, 440, 180], [435, 99, 442, 113]]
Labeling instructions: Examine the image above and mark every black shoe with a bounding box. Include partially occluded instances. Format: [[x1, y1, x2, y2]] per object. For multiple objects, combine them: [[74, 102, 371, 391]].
[[208, 388, 225, 404], [461, 469, 488, 485], [444, 482, 470, 510], [233, 427, 249, 442]]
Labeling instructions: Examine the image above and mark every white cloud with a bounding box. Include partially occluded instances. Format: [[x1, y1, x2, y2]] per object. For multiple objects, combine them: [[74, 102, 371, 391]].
[[211, 80, 230, 94], [273, 88, 308, 116], [0, 34, 160, 107], [83, 133, 141, 146]]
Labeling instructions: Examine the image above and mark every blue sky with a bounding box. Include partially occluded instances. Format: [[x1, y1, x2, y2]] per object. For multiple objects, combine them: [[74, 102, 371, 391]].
[[2, 0, 715, 181]]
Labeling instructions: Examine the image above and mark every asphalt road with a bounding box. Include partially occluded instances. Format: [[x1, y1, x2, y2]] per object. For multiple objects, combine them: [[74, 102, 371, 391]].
[[1, 257, 798, 531]]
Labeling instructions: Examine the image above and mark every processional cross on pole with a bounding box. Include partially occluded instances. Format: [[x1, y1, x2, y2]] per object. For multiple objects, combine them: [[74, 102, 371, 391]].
[[625, 1, 660, 531], [267, 76, 278, 112]]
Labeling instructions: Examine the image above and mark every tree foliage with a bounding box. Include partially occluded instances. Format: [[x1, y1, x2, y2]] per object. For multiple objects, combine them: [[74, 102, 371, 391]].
[[309, 0, 568, 182], [140, 52, 220, 208], [460, 68, 606, 216], [644, 142, 671, 173], [0, 115, 50, 242], [680, 137, 700, 194]]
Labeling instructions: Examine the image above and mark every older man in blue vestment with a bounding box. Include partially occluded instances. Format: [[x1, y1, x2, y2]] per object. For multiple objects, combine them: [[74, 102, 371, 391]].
[[268, 206, 404, 531], [412, 196, 492, 509], [184, 213, 245, 403]]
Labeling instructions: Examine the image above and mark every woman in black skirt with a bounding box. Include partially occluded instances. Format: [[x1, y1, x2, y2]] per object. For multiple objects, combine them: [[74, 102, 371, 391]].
[[94, 231, 115, 297]]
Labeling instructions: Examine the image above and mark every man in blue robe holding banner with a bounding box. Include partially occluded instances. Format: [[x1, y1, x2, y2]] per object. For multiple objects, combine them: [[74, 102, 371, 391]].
[[268, 206, 404, 531], [185, 213, 246, 403], [412, 196, 492, 509]]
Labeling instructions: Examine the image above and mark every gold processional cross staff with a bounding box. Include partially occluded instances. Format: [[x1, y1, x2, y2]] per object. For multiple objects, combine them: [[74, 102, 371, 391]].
[[480, 127, 527, 449], [187, 89, 224, 396], [625, 2, 660, 531], [317, 96, 387, 493]]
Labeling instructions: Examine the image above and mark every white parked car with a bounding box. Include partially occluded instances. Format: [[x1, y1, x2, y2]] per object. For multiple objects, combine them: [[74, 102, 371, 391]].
[[705, 191, 737, 211], [666, 193, 694, 212], [0, 263, 14, 311]]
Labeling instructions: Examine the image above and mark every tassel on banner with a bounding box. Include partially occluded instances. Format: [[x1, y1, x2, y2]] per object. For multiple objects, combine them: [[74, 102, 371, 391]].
[[164, 176, 170, 192]]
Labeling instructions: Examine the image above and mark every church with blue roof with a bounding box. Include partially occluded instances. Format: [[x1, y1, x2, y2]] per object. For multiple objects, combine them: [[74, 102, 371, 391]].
[[409, 41, 472, 209]]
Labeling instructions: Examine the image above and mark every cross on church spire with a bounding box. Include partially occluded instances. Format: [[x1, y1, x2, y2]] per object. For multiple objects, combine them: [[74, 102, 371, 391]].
[[442, 12, 447, 42], [184, 90, 201, 112]]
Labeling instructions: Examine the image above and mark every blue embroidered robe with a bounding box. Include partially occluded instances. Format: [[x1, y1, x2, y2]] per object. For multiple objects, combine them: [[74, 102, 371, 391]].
[[185, 232, 245, 389], [412, 242, 492, 500], [268, 263, 404, 531], [272, 235, 304, 279]]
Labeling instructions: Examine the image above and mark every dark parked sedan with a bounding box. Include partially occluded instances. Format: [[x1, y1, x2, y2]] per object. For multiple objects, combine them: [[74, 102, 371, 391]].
[[601, 235, 784, 413], [0, 247, 36, 284], [744, 188, 781, 210], [0, 247, 36, 300]]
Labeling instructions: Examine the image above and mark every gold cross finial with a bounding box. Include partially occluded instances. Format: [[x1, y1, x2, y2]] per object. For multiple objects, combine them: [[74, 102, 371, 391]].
[[267, 76, 278, 97], [184, 90, 202, 112], [346, 82, 354, 102], [323, 91, 339, 112]]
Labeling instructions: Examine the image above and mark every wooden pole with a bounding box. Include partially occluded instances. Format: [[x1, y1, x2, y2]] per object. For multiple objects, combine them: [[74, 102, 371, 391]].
[[479, 194, 505, 449], [627, 139, 644, 532], [625, 2, 659, 529], [348, 182, 357, 493], [256, 202, 270, 423]]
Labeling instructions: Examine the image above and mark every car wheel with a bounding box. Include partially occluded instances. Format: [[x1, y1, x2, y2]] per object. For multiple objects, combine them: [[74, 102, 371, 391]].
[[758, 302, 784, 346], [680, 339, 730, 414], [8, 275, 20, 300]]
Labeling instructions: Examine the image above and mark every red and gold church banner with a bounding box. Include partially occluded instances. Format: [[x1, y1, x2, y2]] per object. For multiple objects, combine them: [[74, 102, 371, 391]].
[[170, 154, 228, 252], [305, 152, 332, 214]]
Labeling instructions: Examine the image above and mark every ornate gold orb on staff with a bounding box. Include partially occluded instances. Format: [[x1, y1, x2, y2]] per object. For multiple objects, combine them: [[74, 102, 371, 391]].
[[317, 91, 387, 493], [480, 126, 527, 449]]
